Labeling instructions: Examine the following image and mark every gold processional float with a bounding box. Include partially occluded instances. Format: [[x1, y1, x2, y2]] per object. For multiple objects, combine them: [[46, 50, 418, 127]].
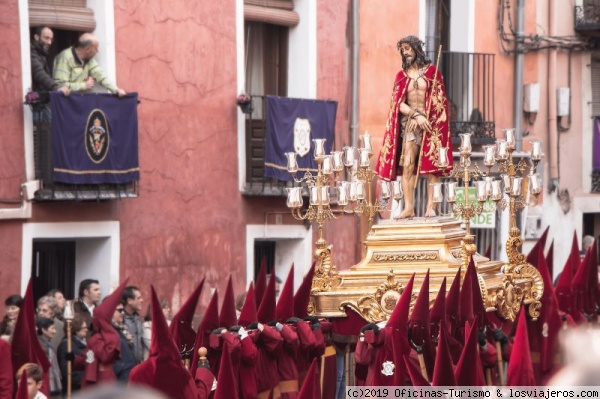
[[285, 129, 545, 323]]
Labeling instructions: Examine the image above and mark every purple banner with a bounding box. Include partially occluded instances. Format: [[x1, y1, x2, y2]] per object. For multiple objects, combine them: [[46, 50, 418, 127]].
[[50, 92, 140, 184], [594, 117, 600, 171]]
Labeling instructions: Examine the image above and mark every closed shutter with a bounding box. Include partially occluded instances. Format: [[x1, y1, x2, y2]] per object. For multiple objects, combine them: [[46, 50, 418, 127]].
[[244, 0, 299, 27], [592, 56, 600, 117], [29, 0, 96, 32]]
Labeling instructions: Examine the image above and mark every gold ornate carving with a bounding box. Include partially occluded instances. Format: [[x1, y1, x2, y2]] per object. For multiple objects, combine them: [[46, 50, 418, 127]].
[[312, 243, 341, 292], [372, 251, 439, 262], [505, 227, 527, 271], [340, 270, 410, 323], [494, 274, 524, 321], [306, 298, 316, 316], [510, 263, 544, 320]]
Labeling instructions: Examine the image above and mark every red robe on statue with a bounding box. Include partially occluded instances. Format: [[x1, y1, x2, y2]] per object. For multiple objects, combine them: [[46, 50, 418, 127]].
[[375, 64, 453, 181]]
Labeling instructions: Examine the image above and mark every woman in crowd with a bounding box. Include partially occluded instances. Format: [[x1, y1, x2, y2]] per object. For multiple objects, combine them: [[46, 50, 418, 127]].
[[57, 314, 88, 393], [36, 317, 62, 396], [0, 294, 23, 342]]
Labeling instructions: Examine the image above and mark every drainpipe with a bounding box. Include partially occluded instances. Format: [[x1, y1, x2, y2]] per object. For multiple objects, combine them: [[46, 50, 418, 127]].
[[548, 0, 559, 186], [513, 0, 525, 151], [351, 0, 359, 147]]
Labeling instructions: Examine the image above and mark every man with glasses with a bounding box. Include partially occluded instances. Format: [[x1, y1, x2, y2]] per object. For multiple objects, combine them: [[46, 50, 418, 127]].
[[37, 296, 64, 349], [111, 304, 135, 381]]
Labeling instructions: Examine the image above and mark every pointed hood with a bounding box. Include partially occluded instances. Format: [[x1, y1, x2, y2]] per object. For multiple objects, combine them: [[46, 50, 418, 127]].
[[454, 319, 486, 386], [432, 319, 456, 386], [507, 309, 536, 385], [555, 248, 574, 315], [403, 355, 431, 386], [257, 271, 277, 323], [11, 280, 51, 387], [15, 370, 29, 399], [546, 240, 555, 280], [459, 262, 474, 325], [568, 232, 582, 276], [219, 276, 237, 329], [297, 359, 319, 399], [429, 277, 446, 325], [190, 290, 219, 377], [526, 225, 549, 264], [387, 273, 415, 328], [573, 241, 598, 315], [528, 245, 562, 376], [255, 256, 268, 308], [446, 267, 461, 334], [294, 261, 316, 318], [408, 270, 434, 378], [129, 286, 198, 398], [213, 344, 238, 399], [238, 282, 258, 326], [276, 265, 295, 322], [468, 257, 488, 329], [169, 278, 205, 351]]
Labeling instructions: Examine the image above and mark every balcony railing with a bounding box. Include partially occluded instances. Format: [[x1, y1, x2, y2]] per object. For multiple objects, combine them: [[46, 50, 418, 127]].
[[575, 4, 600, 34], [243, 95, 293, 196], [435, 51, 496, 145]]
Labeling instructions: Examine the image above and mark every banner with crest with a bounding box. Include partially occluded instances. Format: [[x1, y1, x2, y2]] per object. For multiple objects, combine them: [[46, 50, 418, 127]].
[[50, 92, 140, 184], [264, 95, 337, 181]]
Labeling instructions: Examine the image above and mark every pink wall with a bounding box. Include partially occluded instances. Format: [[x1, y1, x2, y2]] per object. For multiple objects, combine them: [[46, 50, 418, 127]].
[[0, 1, 27, 297]]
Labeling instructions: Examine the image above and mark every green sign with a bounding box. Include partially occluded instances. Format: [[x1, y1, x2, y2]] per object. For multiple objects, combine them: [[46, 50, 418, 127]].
[[453, 187, 496, 229]]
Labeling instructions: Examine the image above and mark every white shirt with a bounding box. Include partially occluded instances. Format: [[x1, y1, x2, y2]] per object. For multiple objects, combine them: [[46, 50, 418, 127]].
[[34, 391, 48, 399], [83, 300, 95, 316]]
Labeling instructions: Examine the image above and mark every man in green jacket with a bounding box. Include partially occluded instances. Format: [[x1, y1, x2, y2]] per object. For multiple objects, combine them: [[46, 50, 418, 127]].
[[53, 33, 126, 97]]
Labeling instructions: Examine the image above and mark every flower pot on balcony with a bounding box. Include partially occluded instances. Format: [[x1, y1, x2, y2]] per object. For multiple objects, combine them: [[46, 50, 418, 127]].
[[239, 101, 254, 114]]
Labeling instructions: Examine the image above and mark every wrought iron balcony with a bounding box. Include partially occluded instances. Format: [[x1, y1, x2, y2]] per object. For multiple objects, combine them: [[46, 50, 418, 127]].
[[242, 95, 293, 196], [592, 170, 600, 193], [437, 51, 496, 145], [575, 5, 600, 34], [33, 121, 138, 201]]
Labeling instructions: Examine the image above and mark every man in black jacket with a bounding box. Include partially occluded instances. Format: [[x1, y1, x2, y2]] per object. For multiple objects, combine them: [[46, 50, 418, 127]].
[[30, 26, 69, 123]]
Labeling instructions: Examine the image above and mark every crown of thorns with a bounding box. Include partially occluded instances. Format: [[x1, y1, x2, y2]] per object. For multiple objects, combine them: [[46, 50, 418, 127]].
[[396, 36, 424, 51]]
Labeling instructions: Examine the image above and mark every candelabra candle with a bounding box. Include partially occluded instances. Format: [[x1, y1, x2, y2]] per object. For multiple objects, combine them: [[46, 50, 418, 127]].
[[483, 145, 496, 167], [349, 182, 358, 202], [380, 181, 391, 200], [459, 133, 472, 155], [338, 182, 349, 205], [320, 186, 330, 205], [286, 187, 303, 208], [438, 147, 449, 168], [285, 152, 298, 173], [322, 155, 333, 175], [361, 132, 373, 153], [446, 181, 458, 203], [359, 148, 371, 167], [531, 140, 543, 161], [501, 174, 512, 194], [313, 139, 326, 159], [356, 181, 366, 200], [476, 180, 488, 202], [431, 182, 444, 203], [491, 180, 503, 201], [331, 151, 344, 172], [511, 176, 523, 197], [343, 146, 356, 167], [530, 173, 542, 195], [497, 140, 509, 161], [392, 181, 403, 200], [310, 186, 320, 205], [485, 176, 494, 197], [504, 128, 516, 150]]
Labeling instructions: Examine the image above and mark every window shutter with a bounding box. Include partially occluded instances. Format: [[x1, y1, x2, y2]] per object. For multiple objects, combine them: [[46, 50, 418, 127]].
[[244, 0, 299, 27], [29, 0, 96, 32], [592, 57, 600, 117]]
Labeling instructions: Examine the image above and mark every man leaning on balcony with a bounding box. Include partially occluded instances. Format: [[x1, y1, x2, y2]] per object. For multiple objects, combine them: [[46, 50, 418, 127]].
[[30, 26, 70, 124], [53, 33, 126, 97]]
